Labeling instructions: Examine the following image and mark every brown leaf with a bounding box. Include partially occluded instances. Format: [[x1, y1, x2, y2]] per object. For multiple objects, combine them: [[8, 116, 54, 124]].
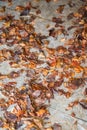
[[52, 17, 64, 24], [46, 0, 51, 2], [74, 12, 82, 18], [67, 26, 76, 30], [0, 6, 6, 12], [4, 111, 17, 122], [56, 5, 65, 13], [36, 9, 41, 14], [67, 13, 74, 20], [0, 15, 5, 21], [49, 28, 56, 37], [52, 123, 62, 130], [8, 71, 20, 78], [71, 78, 84, 87], [15, 6, 25, 11]]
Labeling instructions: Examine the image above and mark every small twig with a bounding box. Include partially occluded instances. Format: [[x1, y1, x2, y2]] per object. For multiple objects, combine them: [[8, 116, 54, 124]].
[[75, 117, 87, 123]]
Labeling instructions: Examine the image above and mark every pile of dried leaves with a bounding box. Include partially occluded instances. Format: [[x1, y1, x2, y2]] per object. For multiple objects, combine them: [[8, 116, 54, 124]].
[[0, 1, 87, 130]]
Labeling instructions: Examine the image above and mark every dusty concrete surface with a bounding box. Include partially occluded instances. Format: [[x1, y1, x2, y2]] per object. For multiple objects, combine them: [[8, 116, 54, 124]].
[[0, 0, 87, 130]]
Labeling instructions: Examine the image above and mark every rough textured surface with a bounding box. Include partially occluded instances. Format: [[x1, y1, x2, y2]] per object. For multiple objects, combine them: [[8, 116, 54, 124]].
[[0, 0, 87, 130]]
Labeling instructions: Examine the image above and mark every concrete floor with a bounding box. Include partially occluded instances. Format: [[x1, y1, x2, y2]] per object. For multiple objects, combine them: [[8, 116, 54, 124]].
[[0, 0, 87, 130]]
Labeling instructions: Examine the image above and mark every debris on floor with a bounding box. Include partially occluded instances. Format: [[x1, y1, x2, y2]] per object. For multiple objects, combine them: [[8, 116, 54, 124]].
[[0, 0, 87, 130]]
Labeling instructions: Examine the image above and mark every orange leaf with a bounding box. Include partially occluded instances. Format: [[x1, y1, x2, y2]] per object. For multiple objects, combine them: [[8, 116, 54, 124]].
[[36, 108, 47, 117], [74, 66, 83, 73], [15, 6, 25, 11], [0, 16, 5, 21]]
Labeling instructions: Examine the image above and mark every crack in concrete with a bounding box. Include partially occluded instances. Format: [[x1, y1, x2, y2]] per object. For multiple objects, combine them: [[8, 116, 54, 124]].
[[50, 106, 87, 123]]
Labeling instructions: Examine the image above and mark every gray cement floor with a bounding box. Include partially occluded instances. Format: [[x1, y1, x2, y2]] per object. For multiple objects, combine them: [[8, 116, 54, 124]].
[[0, 0, 87, 130]]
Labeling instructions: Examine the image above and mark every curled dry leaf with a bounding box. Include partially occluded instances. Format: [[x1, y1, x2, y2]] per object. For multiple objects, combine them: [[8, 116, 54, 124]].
[[4, 111, 17, 122], [56, 5, 65, 13]]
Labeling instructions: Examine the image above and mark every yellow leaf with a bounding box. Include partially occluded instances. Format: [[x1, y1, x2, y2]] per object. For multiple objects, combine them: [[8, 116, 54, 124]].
[[36, 108, 47, 117], [74, 13, 82, 17], [3, 21, 10, 28], [74, 66, 83, 73]]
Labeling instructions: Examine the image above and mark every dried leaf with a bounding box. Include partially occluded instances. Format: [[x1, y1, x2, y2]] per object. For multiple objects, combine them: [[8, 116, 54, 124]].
[[56, 5, 65, 13], [36, 108, 48, 117], [0, 15, 5, 21], [36, 9, 41, 14], [52, 123, 62, 130], [46, 0, 51, 2], [4, 111, 17, 122], [15, 6, 25, 11], [52, 17, 64, 24], [0, 6, 6, 12], [67, 13, 74, 20]]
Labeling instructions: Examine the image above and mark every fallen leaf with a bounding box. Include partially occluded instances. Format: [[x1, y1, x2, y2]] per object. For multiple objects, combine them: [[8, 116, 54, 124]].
[[52, 123, 62, 130], [4, 111, 17, 122], [56, 5, 65, 13]]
